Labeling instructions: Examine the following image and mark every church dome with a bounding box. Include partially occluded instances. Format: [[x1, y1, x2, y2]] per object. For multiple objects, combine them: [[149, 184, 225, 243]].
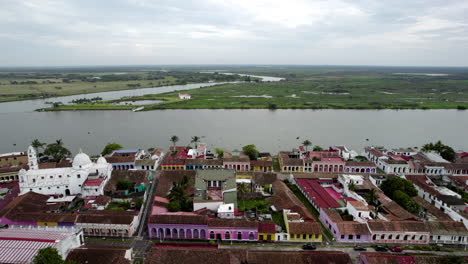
[[97, 156, 107, 164], [73, 152, 92, 168]]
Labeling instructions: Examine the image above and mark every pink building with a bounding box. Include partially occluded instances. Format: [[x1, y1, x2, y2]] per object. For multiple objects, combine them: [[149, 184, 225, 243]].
[[223, 157, 251, 171]]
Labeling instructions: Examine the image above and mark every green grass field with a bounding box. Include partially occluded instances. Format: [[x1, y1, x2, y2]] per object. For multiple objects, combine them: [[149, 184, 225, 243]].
[[0, 77, 177, 102], [134, 74, 468, 110]]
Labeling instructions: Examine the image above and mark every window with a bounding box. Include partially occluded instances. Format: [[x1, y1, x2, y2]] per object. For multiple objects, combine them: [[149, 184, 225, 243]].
[[389, 235, 392, 240], [348, 235, 353, 239], [39, 188, 42, 190], [381, 234, 385, 239], [341, 235, 345, 239], [210, 231, 215, 239], [30, 189, 32, 191], [48, 187, 50, 189], [50, 176, 53, 179], [356, 235, 361, 239], [67, 175, 70, 178], [249, 232, 254, 240], [77, 174, 81, 178], [225, 232, 230, 239], [396, 235, 400, 240], [41, 177, 44, 180], [57, 186, 59, 189], [59, 175, 62, 178], [33, 179, 36, 183]]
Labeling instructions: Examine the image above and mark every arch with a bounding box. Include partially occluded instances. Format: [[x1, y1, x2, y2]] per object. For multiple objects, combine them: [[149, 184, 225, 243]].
[[193, 229, 199, 239], [210, 231, 215, 239], [166, 228, 171, 236], [158, 228, 164, 238], [186, 229, 192, 239], [372, 234, 377, 240], [172, 228, 178, 238], [151, 228, 157, 237], [65, 189, 70, 196], [180, 229, 185, 239], [366, 168, 370, 173], [360, 168, 365, 173], [225, 231, 230, 240], [200, 229, 206, 239]]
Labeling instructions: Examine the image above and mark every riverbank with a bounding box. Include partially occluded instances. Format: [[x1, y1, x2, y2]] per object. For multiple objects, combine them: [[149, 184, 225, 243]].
[[37, 77, 468, 111]]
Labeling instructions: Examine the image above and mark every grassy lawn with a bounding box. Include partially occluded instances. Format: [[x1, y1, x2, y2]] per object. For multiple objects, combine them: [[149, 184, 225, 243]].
[[237, 199, 269, 213], [283, 181, 334, 241], [107, 201, 131, 211]]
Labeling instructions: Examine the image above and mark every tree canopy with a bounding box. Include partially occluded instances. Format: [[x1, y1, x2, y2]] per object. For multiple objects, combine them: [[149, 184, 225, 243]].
[[422, 140, 456, 162], [43, 140, 71, 162], [381, 177, 420, 214], [33, 248, 64, 264], [302, 140, 312, 151], [242, 144, 259, 160], [166, 175, 192, 212], [101, 143, 123, 156], [215, 148, 224, 159], [170, 135, 179, 148]]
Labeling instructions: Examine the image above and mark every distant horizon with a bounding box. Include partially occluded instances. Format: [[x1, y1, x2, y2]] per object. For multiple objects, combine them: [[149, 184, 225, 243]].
[[1, 64, 468, 70]]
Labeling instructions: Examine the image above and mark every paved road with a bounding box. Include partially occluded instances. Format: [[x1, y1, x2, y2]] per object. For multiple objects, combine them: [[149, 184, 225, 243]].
[[219, 244, 468, 264]]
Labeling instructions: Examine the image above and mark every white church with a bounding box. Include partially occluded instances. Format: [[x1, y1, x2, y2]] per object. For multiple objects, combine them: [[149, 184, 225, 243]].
[[19, 146, 113, 197]]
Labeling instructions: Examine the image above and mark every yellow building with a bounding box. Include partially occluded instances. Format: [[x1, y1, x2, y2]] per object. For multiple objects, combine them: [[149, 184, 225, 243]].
[[258, 221, 276, 241], [283, 210, 322, 243]]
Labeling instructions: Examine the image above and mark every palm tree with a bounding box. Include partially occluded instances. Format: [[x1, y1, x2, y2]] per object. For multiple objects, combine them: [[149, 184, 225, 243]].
[[170, 135, 179, 150], [237, 182, 249, 211], [31, 139, 45, 151], [191, 136, 200, 149], [366, 189, 378, 206], [348, 182, 356, 192], [302, 140, 312, 151]]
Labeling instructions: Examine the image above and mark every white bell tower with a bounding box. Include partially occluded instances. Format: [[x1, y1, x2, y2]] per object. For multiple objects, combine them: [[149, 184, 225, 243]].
[[27, 145, 38, 170]]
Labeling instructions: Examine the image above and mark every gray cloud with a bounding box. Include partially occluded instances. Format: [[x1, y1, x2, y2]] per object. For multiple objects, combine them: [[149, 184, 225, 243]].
[[0, 0, 467, 66]]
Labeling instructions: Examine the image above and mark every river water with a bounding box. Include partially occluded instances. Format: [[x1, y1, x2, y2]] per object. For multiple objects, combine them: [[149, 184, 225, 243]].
[[0, 75, 467, 155]]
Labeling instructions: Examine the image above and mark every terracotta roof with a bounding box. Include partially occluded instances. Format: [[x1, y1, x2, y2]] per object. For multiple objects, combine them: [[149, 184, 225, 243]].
[[366, 148, 385, 158], [279, 152, 304, 166], [411, 196, 452, 221], [258, 221, 276, 233], [105, 156, 136, 163], [185, 159, 223, 166], [250, 160, 273, 167], [155, 170, 196, 197], [288, 222, 322, 235], [0, 192, 50, 217], [247, 251, 353, 264], [345, 161, 376, 167], [336, 222, 371, 235], [424, 221, 468, 235], [38, 160, 72, 169], [367, 221, 429, 232], [66, 246, 130, 264], [7, 213, 77, 223], [94, 195, 111, 206], [405, 175, 439, 196], [145, 248, 247, 264], [149, 214, 207, 225], [77, 213, 136, 225], [348, 200, 369, 211], [208, 218, 258, 228], [380, 201, 416, 221], [268, 180, 313, 219], [161, 158, 186, 165], [223, 157, 250, 163], [322, 209, 343, 222]]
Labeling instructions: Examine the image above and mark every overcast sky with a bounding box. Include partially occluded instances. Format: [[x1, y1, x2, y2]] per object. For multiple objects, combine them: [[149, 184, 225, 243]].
[[1, 0, 467, 67]]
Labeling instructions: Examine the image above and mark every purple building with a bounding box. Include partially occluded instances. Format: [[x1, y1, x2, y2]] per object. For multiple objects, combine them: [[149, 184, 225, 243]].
[[148, 214, 208, 240], [320, 208, 372, 243], [207, 218, 258, 241]]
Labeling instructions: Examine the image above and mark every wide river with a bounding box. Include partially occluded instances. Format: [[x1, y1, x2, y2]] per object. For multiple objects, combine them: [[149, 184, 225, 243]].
[[0, 75, 467, 155]]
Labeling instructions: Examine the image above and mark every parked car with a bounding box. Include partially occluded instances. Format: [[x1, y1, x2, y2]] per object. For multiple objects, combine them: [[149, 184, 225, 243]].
[[302, 243, 316, 250], [390, 246, 403, 252], [353, 245, 367, 251], [375, 245, 388, 252]]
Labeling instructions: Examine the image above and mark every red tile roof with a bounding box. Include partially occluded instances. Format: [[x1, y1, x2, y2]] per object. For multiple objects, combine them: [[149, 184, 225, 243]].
[[296, 178, 341, 208], [258, 222, 276, 233], [83, 178, 105, 187]]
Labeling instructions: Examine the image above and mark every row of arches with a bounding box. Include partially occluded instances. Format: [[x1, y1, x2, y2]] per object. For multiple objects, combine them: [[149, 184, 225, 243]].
[[345, 167, 376, 173], [0, 175, 17, 181], [224, 164, 250, 171], [113, 164, 134, 170], [150, 227, 256, 241], [152, 228, 206, 239]]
